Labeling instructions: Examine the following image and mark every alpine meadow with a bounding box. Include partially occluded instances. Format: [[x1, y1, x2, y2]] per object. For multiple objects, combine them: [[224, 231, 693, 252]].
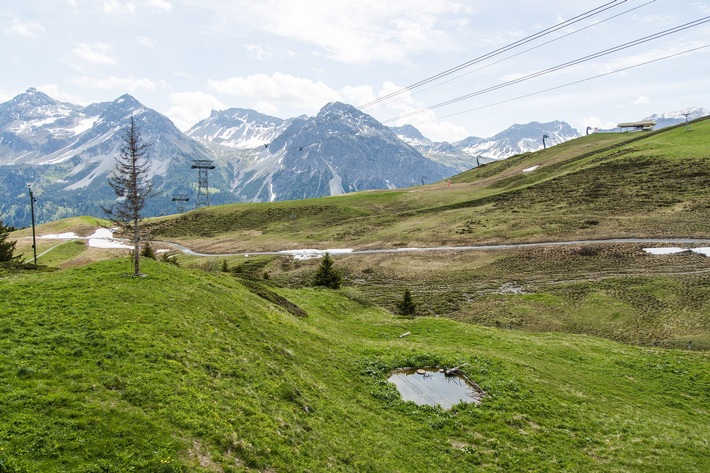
[[1, 116, 709, 472]]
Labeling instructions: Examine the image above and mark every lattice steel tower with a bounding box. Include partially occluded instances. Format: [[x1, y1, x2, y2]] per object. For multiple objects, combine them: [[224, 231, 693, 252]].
[[191, 159, 216, 208], [172, 194, 190, 213]]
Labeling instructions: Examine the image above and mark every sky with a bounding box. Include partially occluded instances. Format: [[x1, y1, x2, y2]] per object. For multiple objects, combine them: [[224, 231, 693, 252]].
[[2, 0, 709, 141]]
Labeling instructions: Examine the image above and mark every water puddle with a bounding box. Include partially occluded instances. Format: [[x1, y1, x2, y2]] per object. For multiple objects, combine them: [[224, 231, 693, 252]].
[[387, 368, 484, 409]]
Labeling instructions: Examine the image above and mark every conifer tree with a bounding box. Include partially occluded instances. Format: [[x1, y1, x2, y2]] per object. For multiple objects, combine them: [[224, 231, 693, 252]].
[[312, 252, 342, 289], [0, 217, 18, 263], [398, 289, 416, 316], [103, 116, 153, 277]]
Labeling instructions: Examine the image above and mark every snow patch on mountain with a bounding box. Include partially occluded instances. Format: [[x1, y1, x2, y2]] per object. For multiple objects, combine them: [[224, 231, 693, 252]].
[[455, 121, 580, 160], [70, 116, 99, 135], [187, 108, 290, 151], [643, 106, 709, 129]]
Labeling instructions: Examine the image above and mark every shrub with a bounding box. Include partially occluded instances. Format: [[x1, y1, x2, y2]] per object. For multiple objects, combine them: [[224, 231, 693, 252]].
[[161, 253, 180, 267], [140, 242, 156, 259]]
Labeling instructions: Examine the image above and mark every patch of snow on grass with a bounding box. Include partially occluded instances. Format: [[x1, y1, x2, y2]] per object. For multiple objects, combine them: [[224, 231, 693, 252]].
[[87, 228, 114, 239], [87, 228, 132, 249], [522, 165, 539, 173], [40, 228, 131, 249], [88, 238, 132, 249], [644, 247, 710, 257], [279, 248, 353, 260], [644, 248, 689, 255]]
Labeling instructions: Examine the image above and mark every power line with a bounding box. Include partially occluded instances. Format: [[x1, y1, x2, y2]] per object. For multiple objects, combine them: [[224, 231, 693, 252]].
[[435, 44, 710, 121], [383, 16, 710, 124], [358, 0, 631, 110], [364, 0, 657, 113]]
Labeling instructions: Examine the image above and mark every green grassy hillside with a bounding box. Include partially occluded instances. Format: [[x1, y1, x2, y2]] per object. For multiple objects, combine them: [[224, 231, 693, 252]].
[[2, 119, 708, 471], [263, 243, 710, 350], [1, 259, 708, 472], [141, 117, 710, 252]]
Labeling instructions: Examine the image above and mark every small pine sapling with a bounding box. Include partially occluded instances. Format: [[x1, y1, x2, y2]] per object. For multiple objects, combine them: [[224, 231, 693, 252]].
[[398, 289, 416, 316], [312, 252, 342, 289]]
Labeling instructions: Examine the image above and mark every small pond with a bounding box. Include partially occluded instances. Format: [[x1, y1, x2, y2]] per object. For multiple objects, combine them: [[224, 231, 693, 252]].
[[387, 368, 484, 409]]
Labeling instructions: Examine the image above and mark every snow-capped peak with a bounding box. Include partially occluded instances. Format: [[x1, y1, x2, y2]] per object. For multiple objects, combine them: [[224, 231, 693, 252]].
[[644, 106, 709, 121]]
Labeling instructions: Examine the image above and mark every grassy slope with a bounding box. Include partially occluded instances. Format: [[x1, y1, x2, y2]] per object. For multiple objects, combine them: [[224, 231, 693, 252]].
[[114, 118, 708, 352], [141, 117, 710, 251], [13, 119, 707, 258], [1, 259, 708, 472], [262, 243, 710, 350], [6, 119, 709, 348], [2, 119, 709, 471]]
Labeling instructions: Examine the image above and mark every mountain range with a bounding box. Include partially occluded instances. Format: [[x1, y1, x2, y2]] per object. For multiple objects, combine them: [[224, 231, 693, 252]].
[[1, 87, 704, 227], [642, 106, 708, 129]]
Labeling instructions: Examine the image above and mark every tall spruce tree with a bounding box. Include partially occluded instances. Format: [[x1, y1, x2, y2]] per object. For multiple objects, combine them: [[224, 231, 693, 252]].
[[0, 217, 18, 263], [103, 116, 153, 277]]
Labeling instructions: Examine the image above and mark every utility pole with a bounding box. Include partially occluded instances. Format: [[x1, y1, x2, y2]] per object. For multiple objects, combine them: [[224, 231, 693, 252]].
[[28, 185, 37, 268]]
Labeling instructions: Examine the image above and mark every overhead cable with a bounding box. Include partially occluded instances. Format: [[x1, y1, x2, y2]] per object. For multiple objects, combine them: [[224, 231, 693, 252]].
[[366, 0, 656, 112], [436, 44, 710, 120], [383, 16, 710, 123], [358, 0, 630, 110]]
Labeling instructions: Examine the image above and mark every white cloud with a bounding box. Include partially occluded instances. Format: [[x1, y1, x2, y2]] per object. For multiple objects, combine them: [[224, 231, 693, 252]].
[[634, 13, 679, 25], [340, 85, 376, 108], [204, 73, 469, 140], [577, 116, 617, 131], [208, 72, 340, 114], [245, 44, 273, 60], [136, 36, 155, 47], [5, 19, 45, 38], [633, 96, 651, 105], [0, 89, 11, 102], [36, 84, 88, 105], [409, 111, 470, 142], [191, 0, 472, 64], [143, 0, 172, 11], [103, 0, 136, 14], [174, 71, 194, 79], [356, 81, 469, 141], [74, 43, 117, 65], [70, 75, 157, 92], [691, 2, 710, 14], [165, 91, 227, 131]]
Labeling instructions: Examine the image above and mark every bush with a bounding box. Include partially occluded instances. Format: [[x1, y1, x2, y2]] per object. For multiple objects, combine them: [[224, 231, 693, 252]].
[[140, 242, 156, 259], [221, 259, 229, 272], [312, 253, 342, 289], [161, 253, 180, 267]]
